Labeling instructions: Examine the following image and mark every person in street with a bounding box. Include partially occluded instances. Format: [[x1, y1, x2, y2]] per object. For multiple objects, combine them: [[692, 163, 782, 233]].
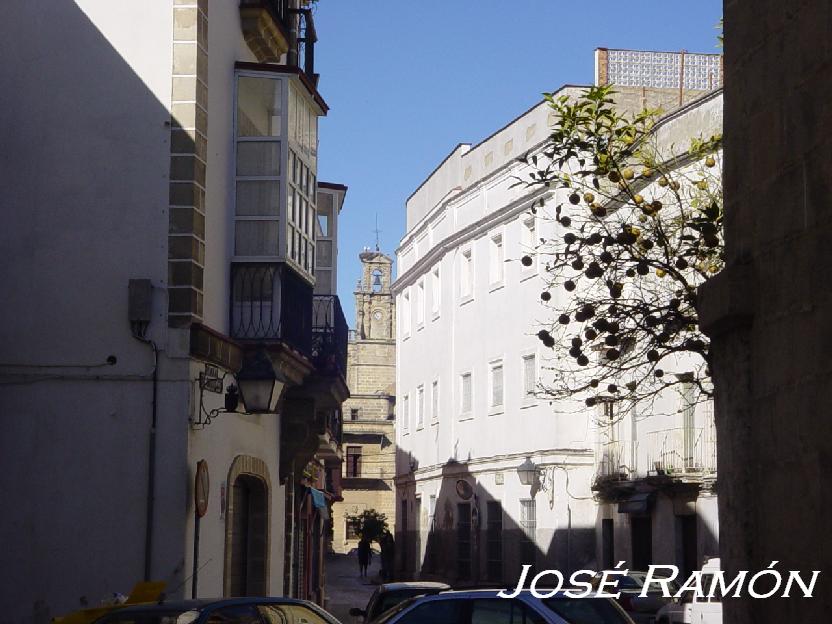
[[380, 531, 395, 580], [357, 538, 372, 577]]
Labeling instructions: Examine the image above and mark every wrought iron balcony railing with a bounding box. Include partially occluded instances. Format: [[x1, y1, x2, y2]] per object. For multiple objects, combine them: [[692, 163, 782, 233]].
[[311, 295, 348, 376], [596, 440, 630, 480], [646, 426, 717, 476], [230, 262, 312, 357]]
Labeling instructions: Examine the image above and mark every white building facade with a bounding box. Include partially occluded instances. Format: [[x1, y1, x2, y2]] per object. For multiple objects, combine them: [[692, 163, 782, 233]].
[[393, 88, 599, 584], [393, 52, 723, 585]]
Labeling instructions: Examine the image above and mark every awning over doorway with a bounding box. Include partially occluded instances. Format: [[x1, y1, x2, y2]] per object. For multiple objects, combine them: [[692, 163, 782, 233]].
[[618, 492, 655, 514]]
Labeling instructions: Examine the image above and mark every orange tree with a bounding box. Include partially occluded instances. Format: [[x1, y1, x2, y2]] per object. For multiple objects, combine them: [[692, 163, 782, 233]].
[[519, 85, 722, 411]]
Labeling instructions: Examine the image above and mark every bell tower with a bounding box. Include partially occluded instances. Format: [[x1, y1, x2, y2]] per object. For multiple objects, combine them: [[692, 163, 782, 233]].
[[355, 249, 395, 340]]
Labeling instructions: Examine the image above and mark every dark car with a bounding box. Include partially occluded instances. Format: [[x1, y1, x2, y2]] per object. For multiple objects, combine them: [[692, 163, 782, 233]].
[[92, 597, 341, 624], [367, 589, 636, 624], [349, 582, 450, 623]]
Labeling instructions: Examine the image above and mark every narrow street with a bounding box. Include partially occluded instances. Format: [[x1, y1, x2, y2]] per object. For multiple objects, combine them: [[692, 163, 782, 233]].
[[325, 552, 381, 622]]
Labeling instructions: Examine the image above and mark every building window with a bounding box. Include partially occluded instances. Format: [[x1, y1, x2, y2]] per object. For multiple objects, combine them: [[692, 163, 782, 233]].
[[350, 408, 360, 421], [234, 75, 283, 259], [490, 233, 504, 285], [522, 354, 536, 400], [416, 279, 425, 327], [401, 394, 410, 433], [461, 372, 473, 416], [431, 265, 441, 316], [489, 360, 504, 409], [346, 446, 362, 478], [402, 289, 411, 338], [428, 494, 437, 529], [521, 216, 536, 270], [417, 385, 425, 428], [520, 499, 537, 565], [431, 379, 439, 423], [460, 248, 473, 300], [486, 501, 503, 580], [345, 519, 360, 541]]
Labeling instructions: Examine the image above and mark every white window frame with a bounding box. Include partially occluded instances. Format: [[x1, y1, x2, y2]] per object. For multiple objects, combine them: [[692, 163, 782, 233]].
[[401, 393, 410, 435], [416, 278, 425, 329], [401, 288, 411, 340], [489, 230, 505, 289], [460, 371, 473, 419], [417, 384, 425, 429], [232, 71, 287, 263], [431, 264, 441, 319], [520, 213, 538, 279], [459, 247, 474, 303], [521, 350, 538, 406], [431, 378, 440, 424], [488, 358, 505, 414]]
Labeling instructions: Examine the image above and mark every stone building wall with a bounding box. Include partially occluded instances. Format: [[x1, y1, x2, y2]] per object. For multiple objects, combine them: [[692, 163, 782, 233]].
[[699, 2, 832, 621], [332, 251, 397, 553]]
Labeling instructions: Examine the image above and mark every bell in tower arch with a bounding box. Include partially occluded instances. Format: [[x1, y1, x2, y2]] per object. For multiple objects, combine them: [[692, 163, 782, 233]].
[[371, 269, 383, 292]]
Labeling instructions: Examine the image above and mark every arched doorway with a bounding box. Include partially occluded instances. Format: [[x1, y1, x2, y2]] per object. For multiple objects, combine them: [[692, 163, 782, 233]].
[[225, 455, 271, 596]]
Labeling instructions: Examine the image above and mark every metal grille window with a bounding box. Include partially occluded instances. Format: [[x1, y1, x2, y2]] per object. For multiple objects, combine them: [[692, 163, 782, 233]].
[[431, 380, 439, 422], [346, 446, 362, 478], [490, 362, 504, 408], [461, 373, 472, 415], [417, 385, 425, 428], [523, 354, 536, 399], [520, 499, 537, 566], [350, 408, 359, 421], [486, 501, 503, 580], [345, 519, 359, 541]]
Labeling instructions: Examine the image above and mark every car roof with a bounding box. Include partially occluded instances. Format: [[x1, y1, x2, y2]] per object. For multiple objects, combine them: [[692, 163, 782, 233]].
[[379, 582, 450, 592]]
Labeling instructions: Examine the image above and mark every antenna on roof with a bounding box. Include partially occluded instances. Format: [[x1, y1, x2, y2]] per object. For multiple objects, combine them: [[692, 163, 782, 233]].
[[373, 214, 381, 252]]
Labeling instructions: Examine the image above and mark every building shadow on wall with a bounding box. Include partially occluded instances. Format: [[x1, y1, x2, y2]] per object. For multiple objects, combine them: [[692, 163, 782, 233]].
[[0, 1, 197, 622], [393, 451, 595, 589]]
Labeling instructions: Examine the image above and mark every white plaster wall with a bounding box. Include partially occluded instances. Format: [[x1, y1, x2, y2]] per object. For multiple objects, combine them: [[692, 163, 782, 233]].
[[184, 360, 286, 597]]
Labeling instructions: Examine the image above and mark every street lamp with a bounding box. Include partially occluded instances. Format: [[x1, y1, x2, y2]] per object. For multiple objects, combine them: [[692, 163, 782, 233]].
[[236, 349, 287, 413], [516, 456, 538, 486]]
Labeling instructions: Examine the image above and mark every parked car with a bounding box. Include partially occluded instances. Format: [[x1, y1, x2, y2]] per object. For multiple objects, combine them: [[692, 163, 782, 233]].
[[655, 558, 722, 624], [91, 597, 342, 624], [367, 589, 636, 624], [591, 570, 680, 623], [350, 582, 450, 623]]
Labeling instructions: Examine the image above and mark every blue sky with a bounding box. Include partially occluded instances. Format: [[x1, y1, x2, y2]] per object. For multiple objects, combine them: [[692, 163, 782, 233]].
[[313, 1, 723, 326]]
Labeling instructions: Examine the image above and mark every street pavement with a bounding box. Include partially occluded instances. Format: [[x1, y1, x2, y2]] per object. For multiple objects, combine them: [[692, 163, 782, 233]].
[[324, 552, 381, 623]]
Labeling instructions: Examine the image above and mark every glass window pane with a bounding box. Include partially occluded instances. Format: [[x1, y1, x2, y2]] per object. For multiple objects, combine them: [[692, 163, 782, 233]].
[[237, 76, 282, 137], [235, 220, 278, 256], [317, 240, 333, 267], [236, 180, 279, 216], [237, 141, 280, 176]]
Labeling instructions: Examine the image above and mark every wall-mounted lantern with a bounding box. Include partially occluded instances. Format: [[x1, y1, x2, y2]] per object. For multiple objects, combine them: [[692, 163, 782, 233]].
[[236, 349, 287, 413]]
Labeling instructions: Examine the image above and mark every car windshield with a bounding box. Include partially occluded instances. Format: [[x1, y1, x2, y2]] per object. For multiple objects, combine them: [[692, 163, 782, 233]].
[[373, 589, 442, 617], [94, 610, 200, 624], [543, 597, 629, 624], [370, 597, 420, 624]]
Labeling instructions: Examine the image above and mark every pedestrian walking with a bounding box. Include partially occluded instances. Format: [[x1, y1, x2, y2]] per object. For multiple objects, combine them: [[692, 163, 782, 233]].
[[380, 531, 395, 580], [357, 538, 372, 577]]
